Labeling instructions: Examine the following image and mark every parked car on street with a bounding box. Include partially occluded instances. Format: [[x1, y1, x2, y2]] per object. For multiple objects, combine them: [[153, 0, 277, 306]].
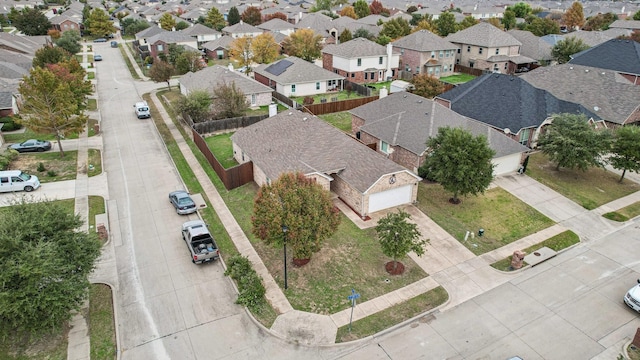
[[0, 170, 41, 192], [93, 38, 107, 43], [110, 41, 118, 48], [8, 139, 52, 153], [94, 54, 103, 61], [624, 279, 640, 312], [169, 190, 197, 215]]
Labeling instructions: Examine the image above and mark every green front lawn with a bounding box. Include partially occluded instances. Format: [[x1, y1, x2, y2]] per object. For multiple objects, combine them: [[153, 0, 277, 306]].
[[88, 195, 105, 235], [4, 130, 79, 143], [416, 183, 555, 255], [526, 152, 640, 210], [224, 183, 427, 314], [89, 284, 116, 360], [318, 111, 352, 133], [603, 201, 640, 222], [490, 230, 580, 271], [291, 90, 366, 105], [440, 73, 476, 84], [204, 132, 238, 168], [87, 149, 102, 177]]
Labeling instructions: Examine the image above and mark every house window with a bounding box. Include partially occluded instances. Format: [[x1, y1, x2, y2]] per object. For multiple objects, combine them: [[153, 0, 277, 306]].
[[379, 56, 383, 64], [364, 72, 368, 80], [431, 51, 435, 58], [291, 84, 296, 93], [519, 128, 531, 145], [467, 46, 471, 52], [316, 82, 320, 90], [439, 51, 443, 58], [351, 73, 355, 77], [495, 48, 499, 55], [251, 94, 256, 105], [216, 50, 224, 59], [391, 69, 395, 76], [405, 64, 410, 71], [380, 141, 389, 154], [504, 63, 508, 69], [435, 67, 440, 74], [357, 58, 362, 66], [401, 49, 404, 54], [479, 47, 483, 54], [415, 67, 419, 74], [457, 48, 461, 53], [371, 71, 375, 79], [456, 59, 460, 64], [494, 64, 499, 71], [157, 44, 164, 52], [428, 67, 433, 74], [469, 61, 474, 68]]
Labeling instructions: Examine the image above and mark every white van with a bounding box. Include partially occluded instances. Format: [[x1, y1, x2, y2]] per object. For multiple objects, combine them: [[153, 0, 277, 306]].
[[624, 279, 640, 313], [0, 170, 41, 193], [134, 101, 151, 119]]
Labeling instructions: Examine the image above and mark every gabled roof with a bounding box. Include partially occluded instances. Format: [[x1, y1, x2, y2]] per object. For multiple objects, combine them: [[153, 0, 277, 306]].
[[230, 110, 415, 193], [179, 23, 220, 36], [329, 18, 381, 38], [436, 73, 599, 134], [179, 65, 273, 95], [135, 25, 167, 39], [609, 20, 640, 30], [446, 22, 521, 48], [350, 92, 528, 158], [201, 35, 233, 50], [565, 30, 612, 47], [392, 30, 458, 52], [222, 21, 262, 34], [322, 37, 389, 58], [569, 39, 640, 76], [507, 29, 552, 61], [257, 18, 295, 31], [0, 33, 48, 56], [147, 31, 195, 45], [356, 14, 387, 26], [520, 64, 640, 125], [295, 12, 332, 35], [254, 56, 344, 84]]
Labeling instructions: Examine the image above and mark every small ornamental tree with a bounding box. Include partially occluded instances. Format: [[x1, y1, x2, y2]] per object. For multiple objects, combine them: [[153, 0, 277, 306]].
[[282, 29, 323, 61], [55, 30, 82, 55], [241, 6, 262, 26], [376, 210, 427, 275], [211, 82, 249, 119], [609, 126, 640, 183], [339, 6, 357, 19], [230, 36, 253, 74], [159, 13, 177, 31], [176, 90, 211, 123], [148, 60, 175, 90], [410, 73, 445, 99], [551, 36, 589, 63], [252, 172, 340, 261], [339, 28, 353, 43], [420, 127, 495, 204]]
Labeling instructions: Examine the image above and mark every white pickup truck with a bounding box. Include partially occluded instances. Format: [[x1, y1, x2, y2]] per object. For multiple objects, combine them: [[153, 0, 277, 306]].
[[181, 220, 220, 264]]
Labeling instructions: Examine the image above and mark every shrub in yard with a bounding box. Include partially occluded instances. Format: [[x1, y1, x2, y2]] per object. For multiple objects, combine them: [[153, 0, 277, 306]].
[[0, 116, 22, 131], [47, 170, 57, 177], [224, 255, 266, 311], [0, 150, 17, 170], [37, 162, 46, 172], [303, 96, 314, 105]]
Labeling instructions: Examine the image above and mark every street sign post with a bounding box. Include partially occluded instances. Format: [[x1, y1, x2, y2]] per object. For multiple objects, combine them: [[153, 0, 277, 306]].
[[347, 288, 360, 332]]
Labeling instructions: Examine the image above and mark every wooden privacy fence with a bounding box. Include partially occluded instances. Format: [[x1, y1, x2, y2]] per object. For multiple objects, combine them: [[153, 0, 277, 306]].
[[344, 80, 372, 97], [454, 64, 488, 77], [302, 96, 378, 115], [190, 114, 269, 134], [273, 91, 300, 109], [191, 127, 253, 190]]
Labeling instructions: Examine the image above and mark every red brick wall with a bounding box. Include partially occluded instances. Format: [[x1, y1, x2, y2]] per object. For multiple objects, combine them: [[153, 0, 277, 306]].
[[322, 53, 333, 71], [397, 48, 422, 74], [351, 115, 365, 135]]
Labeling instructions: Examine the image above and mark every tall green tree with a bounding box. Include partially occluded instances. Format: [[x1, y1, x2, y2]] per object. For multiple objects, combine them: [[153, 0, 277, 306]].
[[458, 16, 478, 30], [241, 6, 262, 26], [227, 7, 240, 26], [507, 2, 532, 18], [501, 9, 517, 30], [524, 16, 560, 36], [339, 28, 353, 43], [87, 8, 116, 37], [175, 50, 206, 74], [148, 60, 175, 90], [583, 13, 617, 31], [46, 59, 93, 112], [436, 12, 457, 36], [32, 46, 71, 68], [10, 7, 51, 36], [376, 210, 427, 274], [282, 29, 323, 61], [537, 113, 611, 171], [419, 127, 495, 204], [608, 126, 640, 182], [0, 198, 101, 336], [176, 90, 212, 123], [204, 7, 226, 31], [311, 0, 332, 12], [176, 21, 190, 30], [55, 30, 82, 55], [551, 36, 589, 63], [353, 27, 374, 40], [121, 18, 150, 36], [252, 172, 340, 261], [380, 18, 411, 39], [211, 82, 248, 119], [159, 13, 177, 31], [17, 67, 88, 157], [353, 0, 370, 19]]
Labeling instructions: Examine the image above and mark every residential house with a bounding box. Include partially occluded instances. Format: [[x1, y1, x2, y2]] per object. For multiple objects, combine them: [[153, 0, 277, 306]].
[[460, 5, 505, 20], [327, 17, 381, 44], [222, 21, 263, 38], [322, 38, 400, 84], [435, 73, 601, 148], [146, 31, 199, 60], [350, 92, 529, 175], [391, 30, 458, 80], [230, 110, 421, 218], [608, 19, 640, 32], [49, 13, 83, 34], [257, 18, 296, 36], [202, 35, 234, 60], [507, 29, 553, 66], [179, 23, 222, 49], [179, 65, 273, 107], [446, 22, 536, 74], [253, 56, 345, 97], [294, 12, 333, 42], [568, 38, 640, 85], [520, 64, 640, 128]]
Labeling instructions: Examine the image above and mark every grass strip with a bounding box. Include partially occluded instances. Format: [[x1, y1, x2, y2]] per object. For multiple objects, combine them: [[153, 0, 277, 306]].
[[490, 230, 579, 271], [88, 284, 116, 360]]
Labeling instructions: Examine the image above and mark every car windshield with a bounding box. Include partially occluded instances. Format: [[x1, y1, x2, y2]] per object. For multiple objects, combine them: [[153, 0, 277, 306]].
[[18, 172, 30, 181], [139, 107, 148, 111], [178, 197, 193, 205]]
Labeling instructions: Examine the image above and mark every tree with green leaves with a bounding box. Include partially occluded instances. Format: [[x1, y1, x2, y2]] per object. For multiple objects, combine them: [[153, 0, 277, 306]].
[[176, 21, 190, 30], [376, 34, 390, 45], [502, 9, 517, 30], [148, 60, 175, 90], [121, 18, 150, 36], [228, 7, 240, 26], [241, 6, 262, 26], [176, 90, 212, 123], [33, 46, 71, 68], [312, 0, 332, 12], [436, 12, 457, 36], [339, 28, 353, 43], [353, 27, 374, 39], [55, 30, 82, 55], [18, 67, 89, 157], [0, 198, 101, 336], [583, 13, 617, 31], [10, 7, 51, 36], [609, 126, 640, 183], [524, 16, 560, 36], [551, 36, 589, 63], [563, 1, 585, 30], [353, 0, 370, 19], [376, 210, 426, 274], [87, 8, 116, 37], [252, 172, 340, 261], [282, 29, 323, 61], [634, 10, 640, 21], [176, 50, 206, 74], [159, 13, 176, 31], [507, 2, 532, 18], [251, 33, 279, 64], [487, 17, 504, 30], [458, 15, 478, 30], [211, 82, 249, 119], [410, 74, 445, 99], [537, 113, 611, 171], [380, 17, 411, 39], [46, 59, 93, 112], [204, 7, 226, 31], [419, 127, 495, 204]]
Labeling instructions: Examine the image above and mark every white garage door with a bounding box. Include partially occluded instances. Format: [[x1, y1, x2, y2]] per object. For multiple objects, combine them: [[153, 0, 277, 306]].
[[493, 153, 522, 176], [368, 185, 413, 213]]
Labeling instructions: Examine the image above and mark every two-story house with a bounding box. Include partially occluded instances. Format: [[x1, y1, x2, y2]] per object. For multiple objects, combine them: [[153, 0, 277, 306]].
[[392, 30, 458, 80], [322, 38, 399, 84], [446, 22, 536, 74], [179, 23, 222, 49], [221, 21, 263, 38]]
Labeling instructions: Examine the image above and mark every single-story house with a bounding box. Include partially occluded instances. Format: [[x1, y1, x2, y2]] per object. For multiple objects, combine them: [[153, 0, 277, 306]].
[[179, 65, 273, 107], [350, 92, 530, 175], [253, 56, 345, 97], [230, 110, 422, 218]]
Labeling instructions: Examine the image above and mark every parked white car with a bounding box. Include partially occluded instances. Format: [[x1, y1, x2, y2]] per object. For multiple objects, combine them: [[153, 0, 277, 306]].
[[0, 170, 41, 193], [624, 279, 640, 312]]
